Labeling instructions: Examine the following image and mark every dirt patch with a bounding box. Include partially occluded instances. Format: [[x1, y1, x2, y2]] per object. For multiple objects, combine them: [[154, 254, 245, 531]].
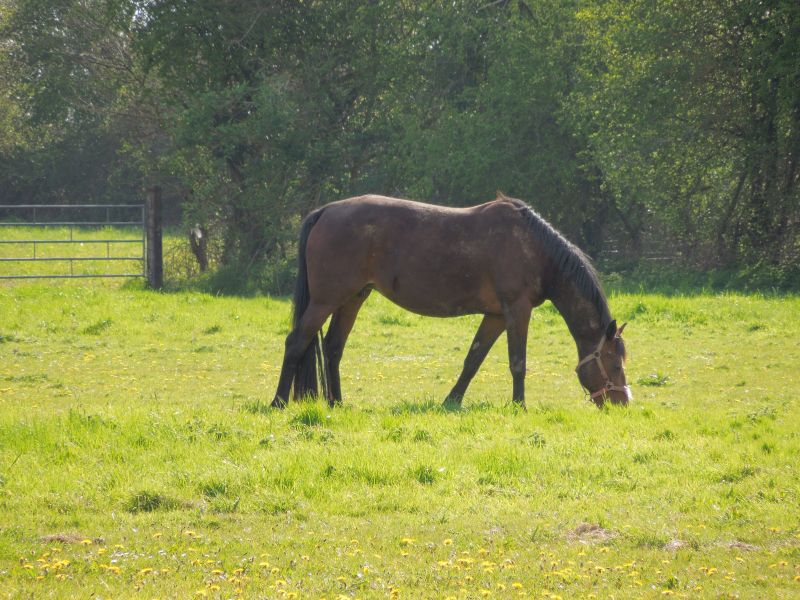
[[664, 539, 688, 551], [725, 540, 759, 552], [567, 523, 616, 544]]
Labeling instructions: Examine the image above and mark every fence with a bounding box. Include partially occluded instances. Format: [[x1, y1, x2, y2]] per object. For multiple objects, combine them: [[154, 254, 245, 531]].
[[0, 187, 163, 288]]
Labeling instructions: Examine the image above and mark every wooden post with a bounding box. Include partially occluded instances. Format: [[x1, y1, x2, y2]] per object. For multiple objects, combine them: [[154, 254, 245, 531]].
[[146, 186, 163, 289]]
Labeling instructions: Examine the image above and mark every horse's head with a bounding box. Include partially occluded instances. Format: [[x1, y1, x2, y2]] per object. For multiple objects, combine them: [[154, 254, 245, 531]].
[[576, 320, 631, 407]]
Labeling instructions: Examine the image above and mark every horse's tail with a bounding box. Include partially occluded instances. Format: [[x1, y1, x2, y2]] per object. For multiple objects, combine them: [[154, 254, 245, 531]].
[[291, 208, 328, 401]]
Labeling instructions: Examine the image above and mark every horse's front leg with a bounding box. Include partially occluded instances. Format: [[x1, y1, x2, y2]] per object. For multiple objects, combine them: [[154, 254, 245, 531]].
[[503, 300, 532, 408], [444, 313, 505, 408]]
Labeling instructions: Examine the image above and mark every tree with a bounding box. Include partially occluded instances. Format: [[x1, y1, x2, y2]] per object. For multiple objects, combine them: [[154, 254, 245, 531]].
[[568, 0, 800, 271]]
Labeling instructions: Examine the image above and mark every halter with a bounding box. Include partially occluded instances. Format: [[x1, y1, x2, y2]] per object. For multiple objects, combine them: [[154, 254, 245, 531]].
[[575, 335, 631, 401]]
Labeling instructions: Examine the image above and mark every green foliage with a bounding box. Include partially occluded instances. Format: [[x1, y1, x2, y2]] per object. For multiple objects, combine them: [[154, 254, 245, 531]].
[[1, 0, 797, 286]]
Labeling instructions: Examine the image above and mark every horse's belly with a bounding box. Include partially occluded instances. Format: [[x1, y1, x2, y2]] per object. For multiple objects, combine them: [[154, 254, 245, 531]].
[[372, 272, 501, 317]]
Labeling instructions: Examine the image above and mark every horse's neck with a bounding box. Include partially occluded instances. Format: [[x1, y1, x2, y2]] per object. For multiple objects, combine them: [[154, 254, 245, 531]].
[[548, 279, 607, 356]]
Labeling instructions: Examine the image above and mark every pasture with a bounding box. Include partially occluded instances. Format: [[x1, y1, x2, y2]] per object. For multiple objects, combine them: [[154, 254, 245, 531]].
[[0, 280, 799, 598]]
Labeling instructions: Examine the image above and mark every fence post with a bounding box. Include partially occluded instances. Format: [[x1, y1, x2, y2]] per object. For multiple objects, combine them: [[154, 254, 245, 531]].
[[146, 186, 163, 289]]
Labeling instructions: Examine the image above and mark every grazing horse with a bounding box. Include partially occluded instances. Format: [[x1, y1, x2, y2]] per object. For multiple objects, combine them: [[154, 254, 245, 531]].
[[271, 194, 630, 409]]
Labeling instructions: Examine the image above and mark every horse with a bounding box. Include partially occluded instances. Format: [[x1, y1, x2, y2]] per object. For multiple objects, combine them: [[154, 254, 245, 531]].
[[271, 194, 631, 409]]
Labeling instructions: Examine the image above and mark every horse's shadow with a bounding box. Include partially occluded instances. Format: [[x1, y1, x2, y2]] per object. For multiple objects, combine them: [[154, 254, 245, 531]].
[[388, 399, 513, 415]]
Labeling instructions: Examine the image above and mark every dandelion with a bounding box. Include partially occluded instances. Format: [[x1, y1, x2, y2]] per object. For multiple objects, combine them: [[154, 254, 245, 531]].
[[80, 539, 93, 545], [153, 532, 162, 539], [512, 582, 523, 590], [443, 539, 453, 546], [400, 538, 416, 547]]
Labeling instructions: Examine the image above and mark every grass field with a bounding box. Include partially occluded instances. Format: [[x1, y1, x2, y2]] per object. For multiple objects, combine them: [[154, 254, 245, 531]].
[[1, 276, 799, 598]]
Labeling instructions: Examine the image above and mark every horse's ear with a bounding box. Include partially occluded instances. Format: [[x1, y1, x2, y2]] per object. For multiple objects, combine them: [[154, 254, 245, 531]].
[[617, 322, 627, 337], [605, 320, 617, 341]]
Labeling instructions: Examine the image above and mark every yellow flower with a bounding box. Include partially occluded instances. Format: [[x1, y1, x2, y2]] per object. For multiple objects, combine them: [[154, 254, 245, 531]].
[[80, 539, 93, 545], [512, 582, 523, 589], [443, 539, 453, 546]]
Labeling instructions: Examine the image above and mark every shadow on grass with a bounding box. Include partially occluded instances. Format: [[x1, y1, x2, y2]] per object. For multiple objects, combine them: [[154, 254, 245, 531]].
[[389, 398, 496, 415]]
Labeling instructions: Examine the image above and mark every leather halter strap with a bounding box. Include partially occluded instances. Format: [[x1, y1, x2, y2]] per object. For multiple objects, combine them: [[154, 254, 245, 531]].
[[575, 336, 631, 400]]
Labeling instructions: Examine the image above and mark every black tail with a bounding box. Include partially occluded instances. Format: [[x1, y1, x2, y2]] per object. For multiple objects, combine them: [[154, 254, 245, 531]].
[[291, 208, 328, 400]]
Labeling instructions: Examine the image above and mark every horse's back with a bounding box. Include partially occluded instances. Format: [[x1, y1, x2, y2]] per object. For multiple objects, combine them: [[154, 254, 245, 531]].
[[304, 195, 543, 316]]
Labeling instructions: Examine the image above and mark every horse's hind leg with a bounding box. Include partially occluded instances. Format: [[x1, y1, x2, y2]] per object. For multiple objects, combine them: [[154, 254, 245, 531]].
[[444, 313, 505, 407], [323, 288, 370, 406], [272, 301, 335, 407]]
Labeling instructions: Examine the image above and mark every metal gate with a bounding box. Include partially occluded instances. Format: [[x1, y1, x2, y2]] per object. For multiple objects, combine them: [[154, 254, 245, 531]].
[[0, 204, 146, 280]]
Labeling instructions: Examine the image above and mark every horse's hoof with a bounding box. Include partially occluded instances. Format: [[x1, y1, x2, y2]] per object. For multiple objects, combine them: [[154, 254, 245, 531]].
[[270, 397, 287, 409], [442, 395, 463, 410]]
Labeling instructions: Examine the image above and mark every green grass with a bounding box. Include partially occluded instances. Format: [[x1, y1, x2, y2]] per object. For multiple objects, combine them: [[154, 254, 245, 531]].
[[1, 278, 800, 598]]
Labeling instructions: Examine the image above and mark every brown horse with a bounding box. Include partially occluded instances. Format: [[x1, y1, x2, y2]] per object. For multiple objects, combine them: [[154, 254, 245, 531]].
[[271, 194, 630, 409]]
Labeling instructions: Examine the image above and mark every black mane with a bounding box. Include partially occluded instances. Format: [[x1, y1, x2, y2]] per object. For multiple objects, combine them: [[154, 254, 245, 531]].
[[506, 196, 611, 328]]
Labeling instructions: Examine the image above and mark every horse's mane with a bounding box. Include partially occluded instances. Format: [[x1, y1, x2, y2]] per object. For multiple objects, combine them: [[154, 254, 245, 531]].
[[499, 194, 612, 329]]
